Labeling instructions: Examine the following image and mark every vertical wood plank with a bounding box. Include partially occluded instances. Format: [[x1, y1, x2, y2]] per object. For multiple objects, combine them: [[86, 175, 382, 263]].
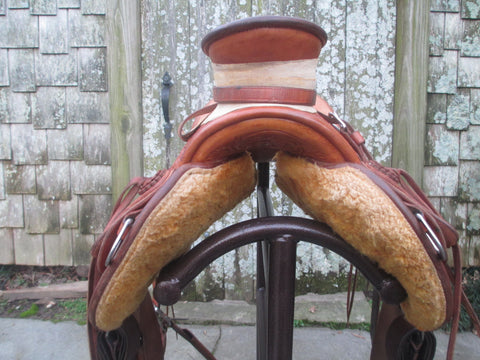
[[392, 0, 430, 183], [161, 1, 192, 167], [315, 0, 346, 117], [142, 1, 190, 174], [189, 0, 252, 115], [188, 0, 255, 301], [344, 0, 396, 164], [252, 0, 281, 15], [107, 0, 143, 199], [282, 0, 315, 18], [141, 0, 166, 174]]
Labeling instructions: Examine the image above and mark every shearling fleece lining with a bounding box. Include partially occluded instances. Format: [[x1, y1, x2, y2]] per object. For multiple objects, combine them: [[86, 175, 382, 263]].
[[96, 154, 256, 331], [275, 152, 446, 331]]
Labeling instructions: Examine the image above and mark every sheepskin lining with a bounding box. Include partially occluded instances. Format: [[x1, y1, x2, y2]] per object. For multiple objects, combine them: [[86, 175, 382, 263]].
[[96, 154, 256, 331], [275, 152, 446, 331]]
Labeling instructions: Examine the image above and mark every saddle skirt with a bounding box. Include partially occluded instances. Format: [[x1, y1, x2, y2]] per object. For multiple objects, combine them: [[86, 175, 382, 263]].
[[87, 16, 479, 360]]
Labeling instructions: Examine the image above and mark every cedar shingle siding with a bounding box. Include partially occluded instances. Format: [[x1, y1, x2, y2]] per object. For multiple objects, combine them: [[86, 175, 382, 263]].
[[425, 0, 480, 265], [0, 0, 111, 265]]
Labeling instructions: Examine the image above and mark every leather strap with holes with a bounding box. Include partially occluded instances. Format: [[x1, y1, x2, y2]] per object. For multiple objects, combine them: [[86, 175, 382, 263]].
[[213, 86, 316, 105]]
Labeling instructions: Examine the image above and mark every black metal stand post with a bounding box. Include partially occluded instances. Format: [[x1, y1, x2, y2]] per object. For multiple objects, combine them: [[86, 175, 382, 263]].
[[256, 162, 271, 360], [266, 234, 297, 360]]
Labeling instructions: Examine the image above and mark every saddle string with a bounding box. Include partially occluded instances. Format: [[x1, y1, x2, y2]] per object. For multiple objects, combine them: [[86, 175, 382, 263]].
[[446, 244, 463, 360], [458, 281, 480, 335], [346, 264, 358, 328], [158, 309, 217, 360], [152, 289, 217, 358], [446, 245, 480, 334], [369, 289, 381, 341], [93, 168, 171, 264], [318, 111, 373, 162], [110, 176, 144, 215]]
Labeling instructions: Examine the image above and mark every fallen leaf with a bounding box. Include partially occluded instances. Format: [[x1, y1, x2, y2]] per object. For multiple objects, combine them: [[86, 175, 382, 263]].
[[46, 301, 56, 309]]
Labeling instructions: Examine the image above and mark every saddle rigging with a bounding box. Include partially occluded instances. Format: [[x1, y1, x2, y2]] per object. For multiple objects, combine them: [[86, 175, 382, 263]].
[[87, 16, 480, 360]]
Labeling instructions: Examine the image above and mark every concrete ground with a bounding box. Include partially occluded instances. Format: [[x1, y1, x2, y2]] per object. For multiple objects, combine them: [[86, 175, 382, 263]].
[[1, 292, 480, 359]]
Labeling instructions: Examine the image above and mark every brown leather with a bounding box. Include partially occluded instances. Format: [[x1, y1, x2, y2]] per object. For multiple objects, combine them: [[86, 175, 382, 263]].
[[159, 311, 217, 360], [89, 99, 363, 329], [213, 86, 317, 105], [88, 15, 479, 360], [370, 303, 436, 360], [88, 162, 219, 329], [88, 295, 165, 360], [202, 17, 327, 64], [177, 103, 363, 163], [89, 93, 475, 358]]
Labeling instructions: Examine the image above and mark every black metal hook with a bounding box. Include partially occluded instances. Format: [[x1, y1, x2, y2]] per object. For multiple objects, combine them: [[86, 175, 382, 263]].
[[161, 72, 174, 140]]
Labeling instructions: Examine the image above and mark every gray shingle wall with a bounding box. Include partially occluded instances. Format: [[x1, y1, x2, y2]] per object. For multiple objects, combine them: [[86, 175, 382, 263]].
[[426, 0, 480, 265], [0, 0, 111, 266]]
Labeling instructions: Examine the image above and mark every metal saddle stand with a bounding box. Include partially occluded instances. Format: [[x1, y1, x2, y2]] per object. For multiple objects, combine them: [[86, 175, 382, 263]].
[[153, 162, 437, 360]]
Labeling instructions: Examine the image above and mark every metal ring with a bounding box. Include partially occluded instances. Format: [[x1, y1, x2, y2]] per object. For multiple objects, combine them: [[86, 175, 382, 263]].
[[414, 212, 447, 261], [105, 218, 134, 267], [328, 111, 347, 130]]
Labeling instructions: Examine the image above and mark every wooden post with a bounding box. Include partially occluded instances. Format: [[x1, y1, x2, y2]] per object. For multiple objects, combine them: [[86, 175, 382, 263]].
[[106, 0, 143, 200], [392, 0, 430, 183]]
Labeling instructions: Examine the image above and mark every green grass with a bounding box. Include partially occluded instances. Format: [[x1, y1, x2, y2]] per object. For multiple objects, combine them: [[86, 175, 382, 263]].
[[52, 298, 87, 325], [20, 304, 39, 318], [459, 268, 480, 332], [293, 318, 370, 332], [293, 319, 305, 328]]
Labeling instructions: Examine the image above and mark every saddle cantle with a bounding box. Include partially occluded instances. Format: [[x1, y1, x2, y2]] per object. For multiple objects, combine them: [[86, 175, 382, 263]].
[[88, 16, 479, 359]]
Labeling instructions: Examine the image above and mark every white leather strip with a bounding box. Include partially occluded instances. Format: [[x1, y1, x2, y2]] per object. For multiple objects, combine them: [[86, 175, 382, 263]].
[[204, 103, 317, 124], [212, 59, 318, 89]]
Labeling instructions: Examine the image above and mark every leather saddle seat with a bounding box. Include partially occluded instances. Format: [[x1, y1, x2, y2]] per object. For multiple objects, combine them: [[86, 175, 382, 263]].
[[87, 16, 470, 359]]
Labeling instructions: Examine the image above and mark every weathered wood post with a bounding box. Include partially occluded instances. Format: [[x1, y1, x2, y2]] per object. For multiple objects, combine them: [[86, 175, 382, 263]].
[[107, 0, 143, 200], [392, 0, 431, 183]]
